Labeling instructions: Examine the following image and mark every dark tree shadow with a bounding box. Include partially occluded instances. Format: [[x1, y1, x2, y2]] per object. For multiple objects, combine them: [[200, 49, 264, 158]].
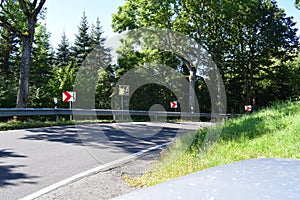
[[21, 124, 193, 154], [0, 149, 39, 188], [22, 126, 83, 145], [0, 149, 26, 158], [102, 126, 180, 153], [0, 165, 38, 187]]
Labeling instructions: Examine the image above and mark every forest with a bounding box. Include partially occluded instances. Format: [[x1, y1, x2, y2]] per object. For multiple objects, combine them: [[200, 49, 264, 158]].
[[0, 0, 300, 115]]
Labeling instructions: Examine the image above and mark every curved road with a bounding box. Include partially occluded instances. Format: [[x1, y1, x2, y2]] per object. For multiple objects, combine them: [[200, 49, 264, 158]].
[[0, 122, 210, 199]]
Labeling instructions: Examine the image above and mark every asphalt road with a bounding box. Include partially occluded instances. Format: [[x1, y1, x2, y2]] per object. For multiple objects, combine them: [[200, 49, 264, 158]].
[[0, 122, 210, 200]]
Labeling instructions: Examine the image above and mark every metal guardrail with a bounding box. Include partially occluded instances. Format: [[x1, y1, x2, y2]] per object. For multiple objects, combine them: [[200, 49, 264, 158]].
[[0, 108, 231, 118]]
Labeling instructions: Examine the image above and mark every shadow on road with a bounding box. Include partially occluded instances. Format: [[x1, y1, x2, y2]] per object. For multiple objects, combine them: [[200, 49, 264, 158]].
[[0, 149, 27, 158], [102, 126, 179, 153], [0, 149, 39, 188], [21, 124, 193, 154], [0, 165, 38, 187], [22, 126, 83, 145]]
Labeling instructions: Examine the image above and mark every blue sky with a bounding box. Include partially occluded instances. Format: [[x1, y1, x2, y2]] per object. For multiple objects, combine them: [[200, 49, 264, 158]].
[[45, 0, 300, 48], [45, 0, 125, 47]]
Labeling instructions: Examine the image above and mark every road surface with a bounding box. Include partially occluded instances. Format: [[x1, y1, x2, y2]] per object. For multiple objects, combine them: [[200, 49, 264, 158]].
[[0, 122, 210, 199]]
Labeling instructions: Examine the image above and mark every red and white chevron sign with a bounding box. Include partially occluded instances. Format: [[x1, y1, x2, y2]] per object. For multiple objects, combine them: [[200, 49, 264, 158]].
[[170, 101, 178, 109], [245, 105, 252, 112], [62, 91, 76, 102]]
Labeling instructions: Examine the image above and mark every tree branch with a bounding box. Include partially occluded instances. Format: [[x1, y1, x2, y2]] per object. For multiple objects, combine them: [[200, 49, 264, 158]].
[[32, 0, 38, 7], [18, 0, 32, 18], [33, 0, 46, 19], [0, 15, 23, 38], [0, 2, 20, 25]]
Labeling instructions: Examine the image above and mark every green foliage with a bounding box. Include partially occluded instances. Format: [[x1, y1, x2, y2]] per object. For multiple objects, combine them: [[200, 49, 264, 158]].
[[125, 101, 300, 187], [0, 75, 17, 107], [0, 0, 299, 115], [27, 24, 54, 108], [255, 54, 300, 105], [0, 27, 19, 107], [0, 0, 47, 108], [0, 6, 112, 110], [112, 0, 139, 32], [129, 84, 177, 111], [0, 119, 115, 131], [296, 0, 300, 9], [71, 11, 93, 68], [49, 63, 75, 108], [90, 17, 105, 48], [95, 66, 115, 109], [0, 0, 27, 35], [55, 31, 71, 67], [112, 0, 300, 112]]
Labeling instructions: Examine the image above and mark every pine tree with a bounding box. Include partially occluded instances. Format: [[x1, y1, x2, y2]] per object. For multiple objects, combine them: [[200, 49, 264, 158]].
[[90, 17, 105, 48], [71, 11, 92, 68], [55, 31, 71, 67], [82, 17, 113, 109], [0, 27, 19, 107]]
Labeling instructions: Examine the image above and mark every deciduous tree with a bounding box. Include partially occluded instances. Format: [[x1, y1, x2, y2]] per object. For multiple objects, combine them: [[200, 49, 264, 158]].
[[0, 0, 46, 108], [112, 0, 299, 111]]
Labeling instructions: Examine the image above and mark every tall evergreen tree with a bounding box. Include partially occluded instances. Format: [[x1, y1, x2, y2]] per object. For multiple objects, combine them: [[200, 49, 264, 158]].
[[72, 11, 92, 68], [0, 27, 19, 107], [89, 18, 113, 109], [90, 17, 105, 48], [55, 31, 71, 67]]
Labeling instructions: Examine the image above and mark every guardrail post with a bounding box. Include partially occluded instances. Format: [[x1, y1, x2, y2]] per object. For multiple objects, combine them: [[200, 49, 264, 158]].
[[69, 102, 73, 121], [55, 109, 59, 123]]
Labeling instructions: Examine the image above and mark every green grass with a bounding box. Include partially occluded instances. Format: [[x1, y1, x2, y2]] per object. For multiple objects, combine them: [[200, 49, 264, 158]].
[[0, 119, 114, 131], [124, 101, 300, 187]]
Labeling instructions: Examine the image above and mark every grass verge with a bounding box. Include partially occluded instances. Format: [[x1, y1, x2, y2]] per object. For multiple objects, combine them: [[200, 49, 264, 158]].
[[124, 101, 300, 187], [0, 119, 114, 131]]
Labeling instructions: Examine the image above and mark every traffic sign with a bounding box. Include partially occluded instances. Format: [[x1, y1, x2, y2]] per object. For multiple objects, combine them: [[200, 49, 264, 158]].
[[63, 91, 76, 102], [245, 105, 252, 112], [170, 101, 178, 109], [119, 85, 130, 96]]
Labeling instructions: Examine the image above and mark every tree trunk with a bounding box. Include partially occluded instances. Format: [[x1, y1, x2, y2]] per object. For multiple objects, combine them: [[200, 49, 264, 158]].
[[238, 20, 250, 105], [16, 24, 35, 108], [189, 67, 196, 113], [249, 40, 256, 108]]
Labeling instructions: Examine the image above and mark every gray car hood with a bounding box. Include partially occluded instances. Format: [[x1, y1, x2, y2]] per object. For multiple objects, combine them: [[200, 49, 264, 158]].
[[115, 158, 300, 200]]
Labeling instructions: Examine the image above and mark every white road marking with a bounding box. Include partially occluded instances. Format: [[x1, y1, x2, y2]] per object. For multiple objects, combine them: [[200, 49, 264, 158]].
[[20, 142, 170, 200]]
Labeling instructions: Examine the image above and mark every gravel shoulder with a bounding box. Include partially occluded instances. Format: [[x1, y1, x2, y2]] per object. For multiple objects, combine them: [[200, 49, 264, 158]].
[[35, 150, 161, 200]]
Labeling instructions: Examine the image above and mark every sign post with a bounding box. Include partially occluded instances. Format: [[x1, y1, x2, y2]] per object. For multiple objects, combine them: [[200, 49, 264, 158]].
[[118, 85, 130, 121], [54, 98, 59, 122], [54, 98, 58, 109], [62, 91, 76, 121]]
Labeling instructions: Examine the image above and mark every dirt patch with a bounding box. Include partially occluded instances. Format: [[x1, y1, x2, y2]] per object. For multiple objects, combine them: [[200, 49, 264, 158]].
[[35, 150, 161, 200]]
